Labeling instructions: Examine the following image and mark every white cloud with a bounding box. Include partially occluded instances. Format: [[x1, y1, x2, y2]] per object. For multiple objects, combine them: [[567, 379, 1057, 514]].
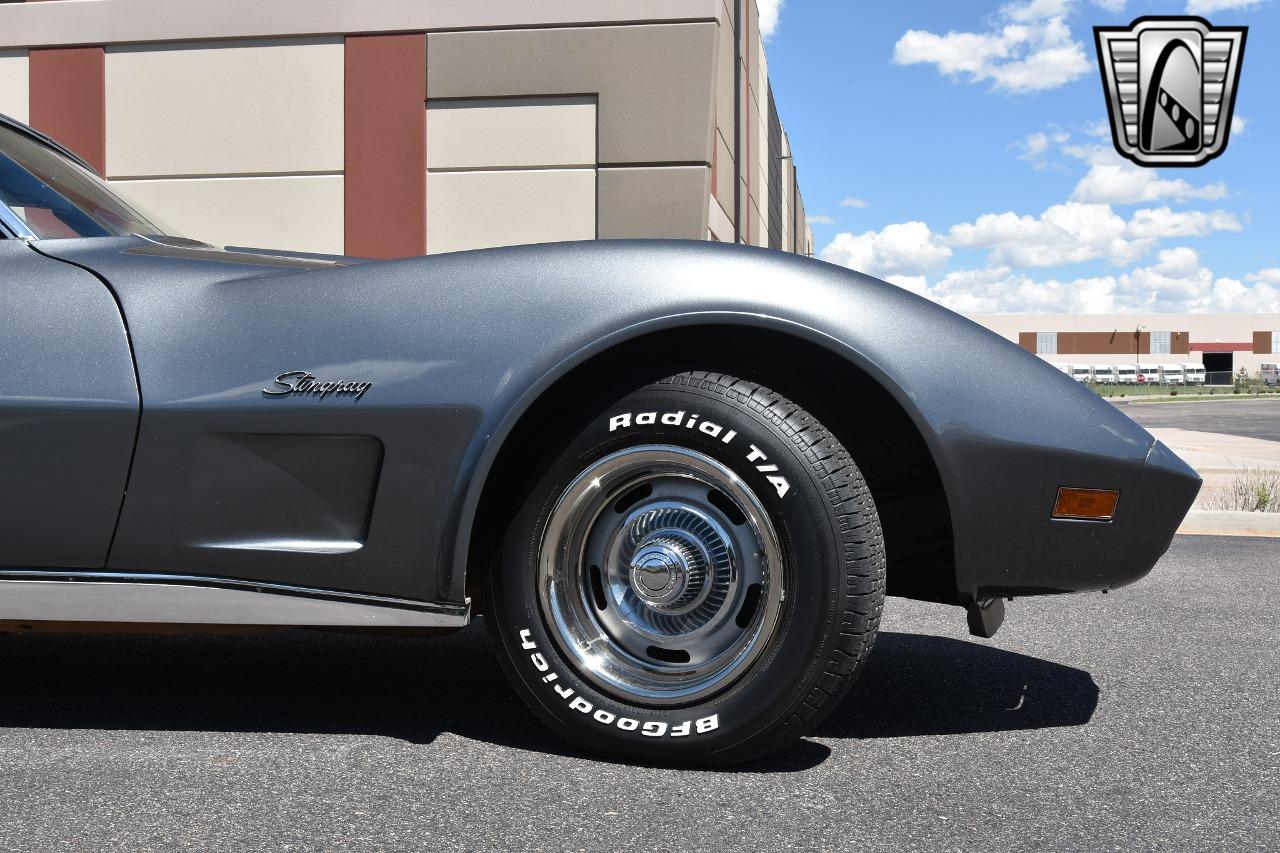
[[918, 249, 1280, 314], [819, 221, 952, 278], [1186, 0, 1266, 14], [823, 191, 1245, 299], [929, 267, 1121, 314], [1072, 164, 1229, 205], [1091, 0, 1126, 11], [945, 200, 1241, 269], [1018, 131, 1051, 161], [1083, 119, 1111, 138], [806, 214, 835, 225], [839, 197, 870, 209], [758, 0, 784, 38], [892, 0, 1091, 94], [1065, 145, 1229, 204], [1023, 133, 1052, 157], [1016, 127, 1070, 168], [1125, 207, 1242, 239], [1003, 0, 1074, 22], [817, 120, 1258, 313], [1231, 114, 1247, 136], [948, 202, 1151, 268], [1245, 268, 1280, 284]]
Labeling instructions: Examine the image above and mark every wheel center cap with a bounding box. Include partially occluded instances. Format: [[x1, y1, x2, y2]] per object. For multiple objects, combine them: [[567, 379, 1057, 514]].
[[628, 535, 705, 608]]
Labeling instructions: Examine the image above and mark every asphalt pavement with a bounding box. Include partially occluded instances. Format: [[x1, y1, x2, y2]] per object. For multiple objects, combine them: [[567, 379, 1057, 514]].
[[1116, 397, 1280, 442], [0, 535, 1274, 852]]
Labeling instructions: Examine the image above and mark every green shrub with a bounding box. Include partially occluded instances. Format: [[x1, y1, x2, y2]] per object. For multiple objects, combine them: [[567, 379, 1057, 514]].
[[1203, 469, 1280, 512]]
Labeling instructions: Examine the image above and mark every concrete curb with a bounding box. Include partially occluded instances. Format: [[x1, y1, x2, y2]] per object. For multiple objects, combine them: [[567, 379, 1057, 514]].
[[1177, 510, 1280, 538]]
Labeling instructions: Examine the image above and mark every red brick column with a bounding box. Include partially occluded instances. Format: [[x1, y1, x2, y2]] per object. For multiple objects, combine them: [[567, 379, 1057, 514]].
[[344, 34, 427, 259], [28, 47, 106, 173]]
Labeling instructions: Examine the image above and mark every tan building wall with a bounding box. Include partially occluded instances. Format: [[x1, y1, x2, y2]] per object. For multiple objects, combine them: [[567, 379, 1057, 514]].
[[0, 50, 27, 124], [105, 38, 345, 254], [0, 0, 810, 259], [972, 313, 1280, 376], [426, 96, 598, 254], [711, 0, 810, 252]]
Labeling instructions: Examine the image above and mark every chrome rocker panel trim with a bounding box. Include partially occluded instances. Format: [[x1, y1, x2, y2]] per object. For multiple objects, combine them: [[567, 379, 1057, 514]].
[[0, 571, 470, 628]]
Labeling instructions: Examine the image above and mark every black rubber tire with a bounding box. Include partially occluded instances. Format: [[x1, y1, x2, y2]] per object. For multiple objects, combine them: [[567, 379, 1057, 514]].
[[488, 371, 886, 765]]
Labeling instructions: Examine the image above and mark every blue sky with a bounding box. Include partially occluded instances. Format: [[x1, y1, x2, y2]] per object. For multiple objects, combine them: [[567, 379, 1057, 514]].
[[763, 0, 1279, 313]]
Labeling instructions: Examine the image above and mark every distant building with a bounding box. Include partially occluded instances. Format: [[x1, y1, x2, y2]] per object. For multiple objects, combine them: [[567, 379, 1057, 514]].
[[0, 0, 812, 259], [972, 313, 1280, 382]]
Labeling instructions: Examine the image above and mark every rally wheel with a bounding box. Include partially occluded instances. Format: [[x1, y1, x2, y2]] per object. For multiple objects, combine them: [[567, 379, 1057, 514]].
[[488, 371, 885, 764]]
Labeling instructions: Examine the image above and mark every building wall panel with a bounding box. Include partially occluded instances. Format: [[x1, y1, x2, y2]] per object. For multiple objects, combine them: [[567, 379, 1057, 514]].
[[2, 2, 810, 260], [714, 130, 734, 216], [112, 175, 344, 254], [709, 193, 733, 242], [716, 12, 737, 216], [105, 38, 343, 178], [0, 50, 29, 124], [427, 97, 596, 170], [0, 0, 720, 49], [1058, 331, 1146, 356], [426, 169, 595, 254], [426, 24, 716, 166], [598, 166, 709, 239]]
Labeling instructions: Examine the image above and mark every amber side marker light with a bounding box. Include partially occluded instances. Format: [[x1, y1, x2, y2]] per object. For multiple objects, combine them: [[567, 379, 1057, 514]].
[[1052, 487, 1119, 521]]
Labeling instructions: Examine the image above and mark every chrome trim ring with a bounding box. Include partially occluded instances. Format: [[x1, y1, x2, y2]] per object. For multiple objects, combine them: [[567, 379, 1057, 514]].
[[538, 445, 785, 706]]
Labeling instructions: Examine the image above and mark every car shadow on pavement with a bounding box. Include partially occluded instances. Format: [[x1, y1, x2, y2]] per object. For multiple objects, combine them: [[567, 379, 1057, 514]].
[[816, 631, 1099, 740], [0, 622, 1096, 770]]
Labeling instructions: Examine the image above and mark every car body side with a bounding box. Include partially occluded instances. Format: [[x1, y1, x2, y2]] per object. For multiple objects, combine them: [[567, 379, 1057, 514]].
[[20, 235, 1199, 618]]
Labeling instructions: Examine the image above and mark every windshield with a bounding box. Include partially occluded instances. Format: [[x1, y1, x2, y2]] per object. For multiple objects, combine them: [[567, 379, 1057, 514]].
[[0, 123, 173, 239]]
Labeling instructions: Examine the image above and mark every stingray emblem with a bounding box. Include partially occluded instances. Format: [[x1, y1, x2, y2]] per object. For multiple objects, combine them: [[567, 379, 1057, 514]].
[[263, 371, 373, 400], [1094, 17, 1246, 167]]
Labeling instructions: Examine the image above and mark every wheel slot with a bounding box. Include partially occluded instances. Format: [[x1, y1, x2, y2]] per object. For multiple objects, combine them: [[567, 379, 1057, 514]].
[[707, 488, 747, 525], [589, 564, 608, 610], [646, 645, 691, 664], [735, 583, 763, 628], [614, 482, 653, 514]]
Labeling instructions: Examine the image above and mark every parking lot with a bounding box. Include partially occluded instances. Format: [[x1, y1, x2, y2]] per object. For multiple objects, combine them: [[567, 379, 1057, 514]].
[[1116, 397, 1280, 442], [0, 535, 1273, 852]]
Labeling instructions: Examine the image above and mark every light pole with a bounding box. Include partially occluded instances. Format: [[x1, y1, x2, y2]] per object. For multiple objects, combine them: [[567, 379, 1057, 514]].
[[1135, 324, 1146, 384]]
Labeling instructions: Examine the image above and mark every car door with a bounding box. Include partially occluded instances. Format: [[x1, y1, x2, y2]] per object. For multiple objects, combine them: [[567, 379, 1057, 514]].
[[0, 238, 139, 568]]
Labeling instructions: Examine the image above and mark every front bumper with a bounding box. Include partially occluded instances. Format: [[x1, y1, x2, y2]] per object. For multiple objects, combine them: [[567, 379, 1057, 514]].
[[951, 434, 1200, 602], [1112, 439, 1202, 590]]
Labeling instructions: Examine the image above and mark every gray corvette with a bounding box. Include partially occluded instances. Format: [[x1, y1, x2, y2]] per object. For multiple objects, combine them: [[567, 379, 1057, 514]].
[[0, 114, 1199, 764]]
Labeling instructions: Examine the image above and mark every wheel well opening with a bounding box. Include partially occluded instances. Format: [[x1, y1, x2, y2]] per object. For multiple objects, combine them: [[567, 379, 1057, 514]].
[[466, 325, 958, 608]]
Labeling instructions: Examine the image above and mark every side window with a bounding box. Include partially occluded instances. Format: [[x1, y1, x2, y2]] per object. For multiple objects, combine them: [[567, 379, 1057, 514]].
[[1036, 331, 1057, 355], [1150, 331, 1171, 354], [0, 148, 108, 238], [0, 124, 170, 239]]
